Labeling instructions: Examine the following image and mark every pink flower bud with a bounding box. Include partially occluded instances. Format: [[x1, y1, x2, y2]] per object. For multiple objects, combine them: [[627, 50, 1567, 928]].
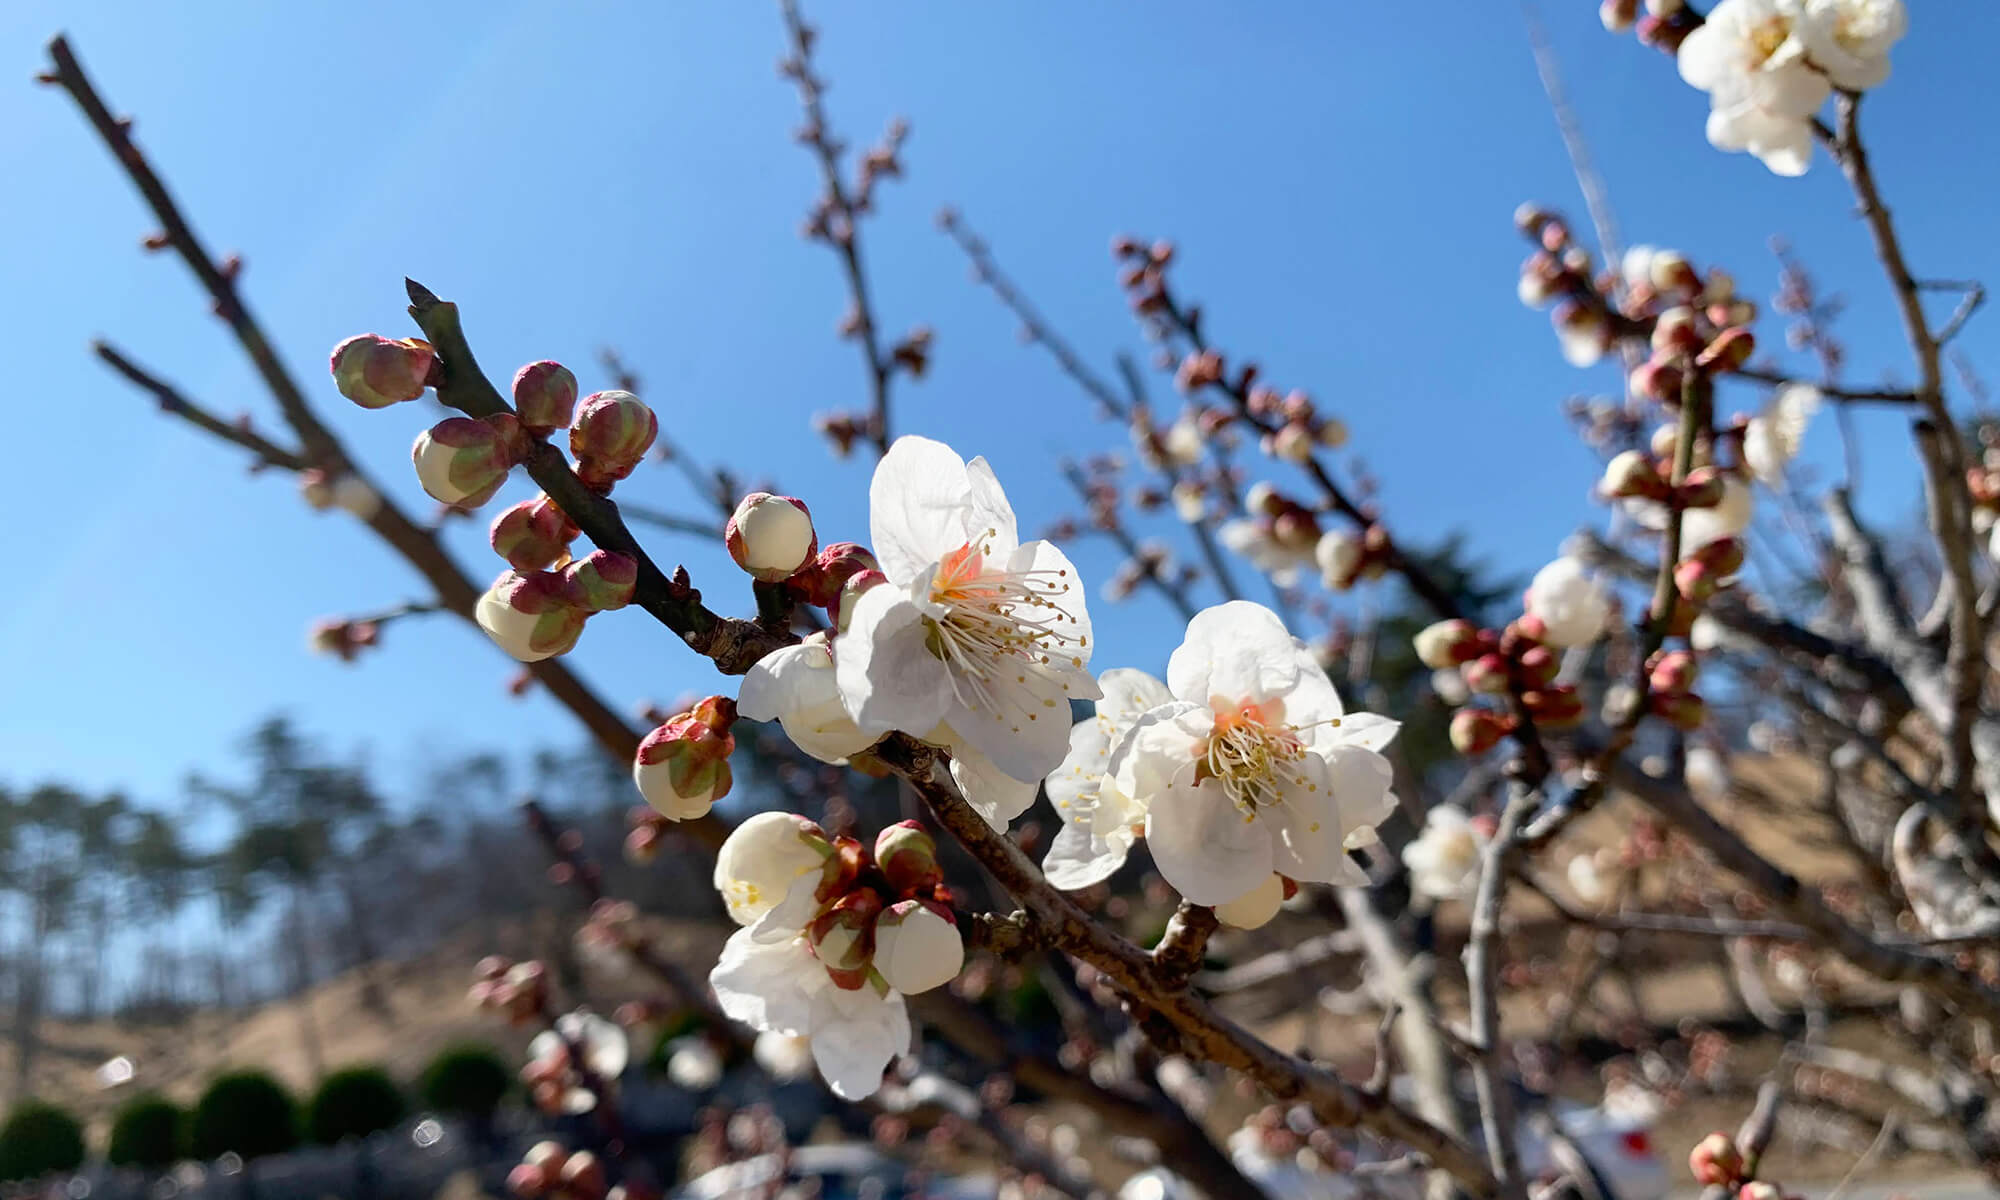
[[330, 334, 433, 409], [491, 498, 572, 571], [1515, 644, 1560, 688], [837, 569, 887, 633], [808, 890, 883, 990], [1677, 466, 1726, 510], [569, 390, 657, 482], [1697, 328, 1755, 374], [1245, 481, 1282, 517], [875, 820, 943, 896], [1523, 686, 1585, 729], [1630, 356, 1685, 404], [1650, 690, 1707, 731], [1689, 1132, 1743, 1185], [563, 550, 638, 612], [1463, 653, 1510, 695], [1600, 449, 1666, 500], [1650, 250, 1697, 294], [1413, 620, 1480, 670], [633, 699, 737, 821], [1450, 708, 1511, 755], [299, 468, 337, 510], [559, 1150, 607, 1199], [512, 361, 578, 437], [413, 416, 514, 507], [506, 1163, 549, 1197], [476, 570, 588, 662], [1648, 650, 1698, 696], [802, 542, 880, 609], [1269, 421, 1316, 464], [873, 898, 963, 994], [523, 1141, 567, 1174], [1651, 306, 1702, 356], [1692, 535, 1746, 578], [726, 493, 819, 582]]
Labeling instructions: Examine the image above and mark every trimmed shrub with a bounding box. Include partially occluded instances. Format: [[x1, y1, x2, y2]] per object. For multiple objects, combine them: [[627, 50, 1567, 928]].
[[0, 1100, 85, 1182], [189, 1071, 299, 1162], [106, 1093, 184, 1169], [418, 1043, 511, 1121], [306, 1065, 407, 1145]]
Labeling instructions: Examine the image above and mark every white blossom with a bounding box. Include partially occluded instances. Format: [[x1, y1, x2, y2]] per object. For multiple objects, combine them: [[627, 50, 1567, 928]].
[[1744, 383, 1821, 485], [1043, 669, 1174, 890], [1402, 806, 1487, 901], [872, 900, 965, 995], [1117, 602, 1400, 906], [1220, 518, 1315, 587], [1677, 0, 1832, 176], [753, 1031, 815, 1082], [710, 929, 910, 1100], [1794, 0, 1906, 90], [713, 812, 831, 941], [1681, 474, 1754, 550], [1524, 557, 1613, 649], [836, 436, 1097, 813]]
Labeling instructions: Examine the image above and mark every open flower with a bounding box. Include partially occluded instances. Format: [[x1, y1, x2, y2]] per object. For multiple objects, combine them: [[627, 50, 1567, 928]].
[[1116, 602, 1399, 906], [710, 929, 910, 1100], [714, 812, 836, 941], [1402, 807, 1487, 901], [1793, 0, 1906, 90], [1743, 383, 1820, 485], [1043, 669, 1174, 890], [1524, 557, 1613, 649], [835, 437, 1097, 807], [1677, 0, 1832, 176]]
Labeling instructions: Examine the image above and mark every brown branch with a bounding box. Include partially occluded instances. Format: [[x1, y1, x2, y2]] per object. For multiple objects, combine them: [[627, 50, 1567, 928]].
[[94, 342, 309, 470], [617, 502, 725, 541], [1732, 365, 1919, 406], [1466, 783, 1535, 1196], [1151, 901, 1218, 981]]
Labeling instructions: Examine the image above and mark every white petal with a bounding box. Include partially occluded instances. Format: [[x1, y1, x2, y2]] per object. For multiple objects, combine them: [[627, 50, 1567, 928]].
[[945, 670, 1076, 786], [946, 739, 1041, 830], [835, 585, 955, 735], [809, 986, 910, 1100], [1167, 601, 1303, 705], [1043, 806, 1139, 891], [1005, 540, 1098, 697], [1264, 755, 1345, 885], [963, 455, 1020, 560], [711, 929, 819, 1035], [1145, 778, 1275, 906], [739, 642, 881, 764], [1326, 744, 1399, 852], [869, 435, 974, 583], [1322, 712, 1400, 755]]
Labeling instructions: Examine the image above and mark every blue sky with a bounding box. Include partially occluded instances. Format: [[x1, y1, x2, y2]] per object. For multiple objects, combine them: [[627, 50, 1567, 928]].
[[6, 1, 1997, 811]]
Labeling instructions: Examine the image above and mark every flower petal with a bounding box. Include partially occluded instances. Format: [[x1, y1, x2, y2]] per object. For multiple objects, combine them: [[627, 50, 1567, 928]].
[[1044, 808, 1135, 891], [945, 739, 1041, 830], [869, 435, 974, 583], [711, 929, 818, 1036], [1145, 777, 1275, 906], [1264, 753, 1345, 885], [835, 584, 955, 735], [810, 986, 910, 1100], [1167, 601, 1303, 705], [964, 455, 1020, 560]]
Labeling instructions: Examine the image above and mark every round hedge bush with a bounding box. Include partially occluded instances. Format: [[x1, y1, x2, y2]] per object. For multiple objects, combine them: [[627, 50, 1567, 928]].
[[106, 1093, 184, 1170], [189, 1071, 299, 1162], [419, 1043, 511, 1121], [0, 1100, 85, 1182], [306, 1066, 407, 1145]]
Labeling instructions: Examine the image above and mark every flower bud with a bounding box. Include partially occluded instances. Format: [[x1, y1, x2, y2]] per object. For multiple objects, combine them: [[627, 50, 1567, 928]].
[[1215, 873, 1286, 930], [1523, 686, 1585, 729], [1689, 1133, 1742, 1186], [563, 550, 638, 612], [1646, 0, 1686, 15], [507, 1163, 550, 1198], [801, 542, 880, 608], [1315, 528, 1362, 591], [1690, 535, 1745, 579], [1269, 421, 1315, 464], [875, 820, 943, 896], [477, 570, 588, 662], [715, 812, 835, 929], [331, 475, 382, 520], [1649, 250, 1697, 294], [1696, 327, 1755, 374], [1677, 466, 1726, 510], [1462, 653, 1510, 695], [491, 498, 571, 571], [1553, 302, 1610, 367], [330, 334, 433, 409], [1245, 481, 1282, 517], [512, 360, 578, 437], [1737, 1183, 1781, 1200], [1651, 306, 1702, 356], [1630, 356, 1685, 404], [808, 890, 883, 990], [1648, 650, 1698, 696], [1450, 708, 1511, 755], [1515, 644, 1560, 689], [299, 468, 337, 510], [837, 569, 887, 633], [1317, 416, 1348, 449], [569, 390, 658, 481], [1600, 449, 1663, 500], [559, 1150, 606, 1199], [1599, 0, 1638, 31], [1651, 690, 1707, 731], [872, 899, 963, 994], [726, 493, 819, 582], [634, 698, 737, 821], [414, 416, 514, 507], [1413, 620, 1479, 670]]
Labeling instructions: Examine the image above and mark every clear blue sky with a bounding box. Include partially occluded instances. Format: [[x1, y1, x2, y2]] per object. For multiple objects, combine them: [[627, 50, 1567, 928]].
[[6, 1, 1996, 809]]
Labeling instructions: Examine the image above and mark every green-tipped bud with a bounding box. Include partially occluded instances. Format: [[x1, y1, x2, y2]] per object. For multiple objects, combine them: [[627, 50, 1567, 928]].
[[569, 390, 657, 484], [330, 334, 433, 409], [413, 416, 515, 507], [475, 569, 588, 662], [633, 698, 737, 821], [807, 890, 883, 991], [874, 820, 943, 896], [562, 550, 638, 612], [726, 493, 819, 582], [491, 497, 572, 572], [512, 360, 578, 437]]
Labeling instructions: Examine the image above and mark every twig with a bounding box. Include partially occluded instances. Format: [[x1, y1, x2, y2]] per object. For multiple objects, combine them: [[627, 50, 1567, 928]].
[[1466, 782, 1536, 1196], [94, 341, 309, 470], [1731, 365, 1918, 406]]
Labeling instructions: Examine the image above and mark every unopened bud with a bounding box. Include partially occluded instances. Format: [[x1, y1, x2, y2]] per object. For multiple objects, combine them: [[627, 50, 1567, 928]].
[[1688, 1132, 1742, 1186], [1650, 250, 1697, 294], [330, 334, 433, 409], [727, 493, 819, 582], [491, 498, 571, 571], [1315, 528, 1362, 591], [633, 698, 737, 820], [331, 475, 382, 520], [1269, 421, 1315, 464], [1737, 1182, 1780, 1200], [1601, 449, 1665, 500], [1651, 306, 1702, 356], [1450, 708, 1511, 755], [800, 541, 880, 608], [1245, 481, 1282, 517], [1523, 686, 1585, 729], [1600, 0, 1638, 31], [1215, 873, 1287, 930], [476, 570, 588, 662], [837, 569, 887, 632], [413, 416, 514, 507], [1650, 690, 1707, 731], [1413, 620, 1478, 670], [512, 360, 578, 437], [1697, 327, 1755, 374], [559, 1150, 606, 1199], [563, 550, 638, 612], [872, 899, 963, 994], [1630, 356, 1685, 404], [875, 820, 943, 895], [1648, 650, 1698, 695], [569, 390, 658, 482], [1515, 644, 1560, 688], [808, 890, 883, 990], [1463, 653, 1510, 695], [1678, 465, 1726, 510]]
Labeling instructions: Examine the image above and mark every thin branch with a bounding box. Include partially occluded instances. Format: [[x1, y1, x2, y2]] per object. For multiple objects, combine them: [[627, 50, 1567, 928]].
[[1732, 365, 1918, 406], [94, 341, 309, 471], [1466, 782, 1536, 1196], [617, 502, 726, 541]]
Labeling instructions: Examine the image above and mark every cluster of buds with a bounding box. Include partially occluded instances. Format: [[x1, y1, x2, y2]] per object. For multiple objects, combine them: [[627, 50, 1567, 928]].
[[330, 334, 434, 409], [297, 468, 382, 520], [506, 1142, 614, 1200], [1113, 235, 1183, 322], [1598, 0, 1699, 51], [468, 956, 548, 1026], [476, 550, 638, 663], [633, 696, 739, 821], [1315, 522, 1390, 592], [1515, 209, 1753, 383], [521, 1011, 629, 1116], [491, 495, 582, 572], [307, 617, 380, 663], [1642, 648, 1708, 731], [1415, 616, 1584, 753]]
